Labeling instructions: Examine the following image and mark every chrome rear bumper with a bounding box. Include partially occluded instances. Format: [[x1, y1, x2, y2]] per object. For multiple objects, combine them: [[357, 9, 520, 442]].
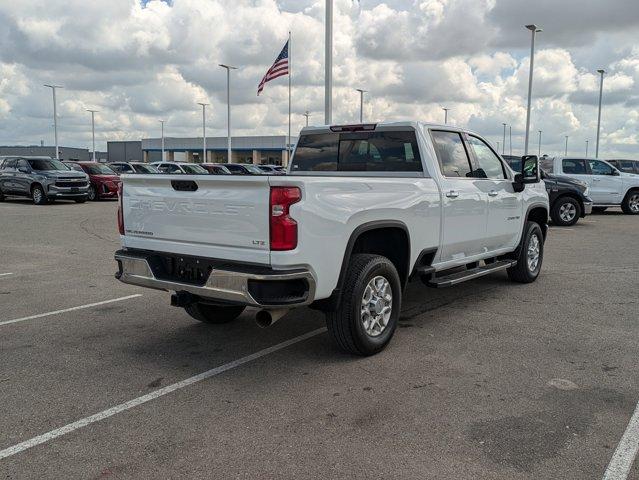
[[114, 251, 315, 308]]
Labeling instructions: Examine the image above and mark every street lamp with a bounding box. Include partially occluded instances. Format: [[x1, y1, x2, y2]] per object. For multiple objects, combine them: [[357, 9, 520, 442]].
[[86, 109, 98, 162], [159, 120, 165, 162], [303, 111, 311, 127], [509, 125, 513, 155], [197, 102, 209, 163], [564, 135, 568, 156], [502, 123, 507, 155], [325, 0, 333, 124], [537, 130, 542, 156], [524, 24, 542, 155], [585, 140, 589, 157], [219, 64, 238, 162], [442, 107, 449, 125], [595, 69, 606, 158], [356, 89, 367, 123], [44, 84, 63, 160]]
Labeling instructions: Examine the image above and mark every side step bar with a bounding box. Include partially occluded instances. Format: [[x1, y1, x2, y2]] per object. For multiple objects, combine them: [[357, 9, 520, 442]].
[[427, 260, 517, 288]]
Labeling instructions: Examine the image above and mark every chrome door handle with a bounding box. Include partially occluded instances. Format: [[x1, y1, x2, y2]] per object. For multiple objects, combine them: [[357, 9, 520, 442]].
[[488, 190, 499, 197], [445, 190, 459, 199]]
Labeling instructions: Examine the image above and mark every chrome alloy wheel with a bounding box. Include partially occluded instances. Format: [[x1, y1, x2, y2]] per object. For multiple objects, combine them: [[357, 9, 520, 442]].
[[32, 187, 43, 203], [629, 193, 639, 213], [527, 233, 541, 272], [559, 202, 577, 222], [361, 275, 392, 337]]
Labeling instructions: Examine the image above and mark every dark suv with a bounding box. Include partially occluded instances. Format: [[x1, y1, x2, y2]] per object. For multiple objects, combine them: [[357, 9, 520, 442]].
[[0, 157, 89, 204]]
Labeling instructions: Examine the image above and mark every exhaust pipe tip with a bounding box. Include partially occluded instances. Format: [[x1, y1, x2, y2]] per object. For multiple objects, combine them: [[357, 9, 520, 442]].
[[255, 309, 289, 328]]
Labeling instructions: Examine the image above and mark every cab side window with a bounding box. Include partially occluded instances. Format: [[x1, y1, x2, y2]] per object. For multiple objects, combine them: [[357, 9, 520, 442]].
[[588, 160, 615, 176], [562, 159, 587, 175], [16, 159, 30, 172], [467, 136, 506, 179], [430, 130, 472, 178]]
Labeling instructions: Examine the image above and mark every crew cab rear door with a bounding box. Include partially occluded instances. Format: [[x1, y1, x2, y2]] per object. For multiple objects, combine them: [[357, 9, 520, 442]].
[[120, 174, 272, 265]]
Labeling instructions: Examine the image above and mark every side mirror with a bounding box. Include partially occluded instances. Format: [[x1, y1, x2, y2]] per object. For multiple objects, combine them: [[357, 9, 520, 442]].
[[521, 155, 540, 183]]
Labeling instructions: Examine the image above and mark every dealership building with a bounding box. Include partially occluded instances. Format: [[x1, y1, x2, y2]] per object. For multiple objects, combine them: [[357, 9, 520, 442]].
[[138, 135, 297, 165]]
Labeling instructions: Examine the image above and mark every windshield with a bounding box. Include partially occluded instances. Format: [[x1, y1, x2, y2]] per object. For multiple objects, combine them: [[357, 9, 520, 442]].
[[244, 165, 264, 174], [133, 164, 158, 173], [182, 164, 208, 174], [85, 164, 116, 175], [27, 159, 70, 171]]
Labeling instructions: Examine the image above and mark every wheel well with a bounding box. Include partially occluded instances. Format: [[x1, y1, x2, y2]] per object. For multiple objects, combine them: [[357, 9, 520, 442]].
[[624, 187, 639, 200], [527, 206, 548, 238], [554, 193, 583, 210], [350, 227, 410, 287], [30, 182, 43, 193]]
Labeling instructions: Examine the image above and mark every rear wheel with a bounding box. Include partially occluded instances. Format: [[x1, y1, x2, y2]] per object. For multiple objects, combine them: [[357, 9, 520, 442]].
[[88, 184, 97, 201], [621, 191, 639, 215], [184, 302, 245, 324], [550, 196, 581, 226], [326, 254, 401, 356], [507, 221, 544, 283], [31, 185, 48, 205]]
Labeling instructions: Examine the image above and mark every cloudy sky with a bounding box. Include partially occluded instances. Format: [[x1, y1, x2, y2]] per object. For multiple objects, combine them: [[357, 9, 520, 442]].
[[0, 0, 638, 158]]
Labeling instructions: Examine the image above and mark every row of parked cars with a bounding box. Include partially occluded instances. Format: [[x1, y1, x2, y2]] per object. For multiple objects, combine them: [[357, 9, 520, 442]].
[[0, 157, 286, 204]]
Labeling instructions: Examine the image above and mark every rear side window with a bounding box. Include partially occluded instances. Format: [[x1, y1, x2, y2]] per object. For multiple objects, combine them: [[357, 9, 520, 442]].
[[291, 130, 422, 173], [619, 160, 637, 173], [430, 130, 472, 178], [562, 159, 587, 175]]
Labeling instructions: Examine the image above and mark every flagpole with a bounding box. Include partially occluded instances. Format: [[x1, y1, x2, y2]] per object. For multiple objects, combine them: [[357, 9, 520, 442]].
[[288, 31, 292, 165]]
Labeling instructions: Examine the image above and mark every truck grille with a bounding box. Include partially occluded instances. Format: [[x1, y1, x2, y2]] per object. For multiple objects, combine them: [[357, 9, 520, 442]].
[[56, 180, 88, 188]]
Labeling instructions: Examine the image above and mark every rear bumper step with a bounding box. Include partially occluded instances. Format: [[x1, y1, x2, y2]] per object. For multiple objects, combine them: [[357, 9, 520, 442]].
[[114, 250, 316, 308], [427, 260, 517, 288]]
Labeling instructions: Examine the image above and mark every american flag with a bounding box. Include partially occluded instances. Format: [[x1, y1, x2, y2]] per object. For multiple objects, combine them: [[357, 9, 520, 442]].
[[257, 40, 289, 96]]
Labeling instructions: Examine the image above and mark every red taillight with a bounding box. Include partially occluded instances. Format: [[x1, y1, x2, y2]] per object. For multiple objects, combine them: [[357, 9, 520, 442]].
[[270, 186, 301, 251], [117, 182, 124, 235]]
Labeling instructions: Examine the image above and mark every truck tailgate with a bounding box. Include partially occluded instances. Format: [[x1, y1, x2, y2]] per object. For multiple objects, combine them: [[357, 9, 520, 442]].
[[120, 175, 271, 264]]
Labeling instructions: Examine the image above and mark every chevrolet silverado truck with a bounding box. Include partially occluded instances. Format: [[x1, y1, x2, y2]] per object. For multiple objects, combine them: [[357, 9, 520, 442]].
[[115, 122, 549, 355]]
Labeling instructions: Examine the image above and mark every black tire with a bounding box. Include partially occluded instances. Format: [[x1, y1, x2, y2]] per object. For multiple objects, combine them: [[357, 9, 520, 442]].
[[184, 302, 245, 324], [550, 196, 581, 226], [621, 190, 639, 215], [87, 184, 98, 201], [592, 207, 608, 213], [0, 187, 4, 201], [31, 184, 48, 205], [325, 254, 401, 356], [507, 221, 544, 283], [75, 198, 87, 204]]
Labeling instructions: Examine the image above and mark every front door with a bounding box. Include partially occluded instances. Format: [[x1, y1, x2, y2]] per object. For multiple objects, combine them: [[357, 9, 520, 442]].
[[588, 159, 623, 204], [14, 159, 32, 195], [430, 130, 488, 264]]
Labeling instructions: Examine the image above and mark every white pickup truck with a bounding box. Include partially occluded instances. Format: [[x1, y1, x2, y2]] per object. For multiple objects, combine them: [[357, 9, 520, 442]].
[[115, 122, 549, 355], [541, 156, 639, 214]]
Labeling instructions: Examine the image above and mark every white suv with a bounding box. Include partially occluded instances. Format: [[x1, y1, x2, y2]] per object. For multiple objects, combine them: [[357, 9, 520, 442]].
[[541, 157, 639, 214]]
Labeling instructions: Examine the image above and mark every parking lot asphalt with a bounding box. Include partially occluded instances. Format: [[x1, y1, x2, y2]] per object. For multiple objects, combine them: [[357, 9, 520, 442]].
[[0, 198, 637, 479]]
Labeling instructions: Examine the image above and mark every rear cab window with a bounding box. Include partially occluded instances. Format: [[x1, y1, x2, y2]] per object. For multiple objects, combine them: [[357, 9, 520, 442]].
[[290, 129, 423, 174]]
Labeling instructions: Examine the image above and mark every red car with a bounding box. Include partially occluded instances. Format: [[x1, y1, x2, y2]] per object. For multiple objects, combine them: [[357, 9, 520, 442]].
[[64, 162, 121, 201]]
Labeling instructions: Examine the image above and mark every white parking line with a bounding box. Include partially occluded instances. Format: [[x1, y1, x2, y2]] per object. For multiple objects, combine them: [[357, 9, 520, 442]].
[[0, 294, 142, 327], [602, 401, 639, 480], [0, 273, 14, 277], [0, 327, 326, 460]]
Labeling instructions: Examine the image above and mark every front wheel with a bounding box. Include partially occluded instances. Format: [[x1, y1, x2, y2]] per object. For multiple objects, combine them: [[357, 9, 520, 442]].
[[551, 196, 581, 226], [621, 191, 639, 215], [507, 221, 544, 283], [31, 185, 48, 205], [326, 254, 401, 356], [88, 184, 97, 201], [184, 302, 245, 324]]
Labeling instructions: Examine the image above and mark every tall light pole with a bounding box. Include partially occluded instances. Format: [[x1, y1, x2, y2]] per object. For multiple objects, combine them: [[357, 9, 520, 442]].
[[159, 120, 165, 162], [509, 125, 513, 155], [44, 84, 63, 160], [197, 102, 208, 163], [564, 135, 568, 156], [537, 130, 542, 156], [585, 140, 589, 157], [356, 89, 367, 123], [502, 123, 507, 155], [86, 109, 98, 161], [524, 24, 542, 155], [325, 0, 333, 124], [303, 111, 311, 127], [219, 64, 238, 162], [595, 69, 605, 158], [442, 107, 449, 125]]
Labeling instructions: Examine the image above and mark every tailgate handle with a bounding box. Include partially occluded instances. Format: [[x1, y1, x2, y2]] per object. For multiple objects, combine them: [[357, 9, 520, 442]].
[[171, 180, 198, 192]]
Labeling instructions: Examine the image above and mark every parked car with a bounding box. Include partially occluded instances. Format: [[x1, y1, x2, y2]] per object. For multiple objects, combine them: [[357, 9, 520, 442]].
[[200, 163, 232, 175], [219, 163, 266, 175], [108, 162, 159, 175], [503, 156, 593, 226], [256, 164, 285, 175], [64, 161, 121, 201], [542, 157, 639, 214], [151, 162, 209, 175], [115, 122, 548, 356], [607, 159, 639, 175], [0, 156, 89, 204]]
